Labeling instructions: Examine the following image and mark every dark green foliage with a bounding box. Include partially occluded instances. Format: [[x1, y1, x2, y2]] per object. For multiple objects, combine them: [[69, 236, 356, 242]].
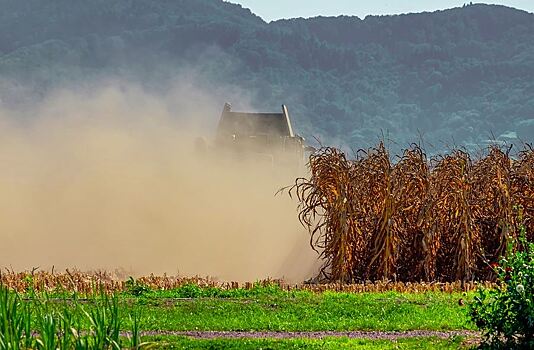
[[0, 1, 532, 150], [469, 225, 534, 349], [129, 281, 288, 299], [125, 277, 151, 297]]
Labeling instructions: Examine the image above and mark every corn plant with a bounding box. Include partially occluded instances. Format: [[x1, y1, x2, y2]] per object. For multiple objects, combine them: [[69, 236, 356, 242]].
[[285, 142, 534, 283]]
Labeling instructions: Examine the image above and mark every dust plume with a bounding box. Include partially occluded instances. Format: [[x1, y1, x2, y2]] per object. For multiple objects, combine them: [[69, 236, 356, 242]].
[[0, 81, 319, 282]]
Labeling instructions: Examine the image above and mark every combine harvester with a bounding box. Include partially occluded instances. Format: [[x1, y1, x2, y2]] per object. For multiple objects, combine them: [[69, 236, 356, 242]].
[[197, 103, 312, 173]]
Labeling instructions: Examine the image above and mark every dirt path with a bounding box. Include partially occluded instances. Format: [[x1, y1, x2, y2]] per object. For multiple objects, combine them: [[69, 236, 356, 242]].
[[137, 330, 478, 340]]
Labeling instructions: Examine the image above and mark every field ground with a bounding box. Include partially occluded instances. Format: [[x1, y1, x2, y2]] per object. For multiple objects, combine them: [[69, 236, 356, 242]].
[[127, 287, 477, 348], [142, 336, 468, 349], [126, 288, 473, 332], [1, 282, 481, 349]]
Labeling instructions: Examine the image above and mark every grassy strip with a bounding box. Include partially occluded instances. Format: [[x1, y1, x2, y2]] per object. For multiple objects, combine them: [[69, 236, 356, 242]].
[[1, 283, 475, 349], [142, 335, 470, 349], [32, 284, 474, 332], [125, 286, 473, 332]]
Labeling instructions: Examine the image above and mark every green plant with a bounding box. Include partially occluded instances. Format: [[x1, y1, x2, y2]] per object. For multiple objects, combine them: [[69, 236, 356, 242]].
[[128, 308, 153, 349], [0, 284, 25, 350], [129, 309, 141, 349], [469, 224, 534, 349], [83, 292, 122, 350], [125, 277, 151, 297], [35, 313, 58, 350], [0, 283, 137, 350]]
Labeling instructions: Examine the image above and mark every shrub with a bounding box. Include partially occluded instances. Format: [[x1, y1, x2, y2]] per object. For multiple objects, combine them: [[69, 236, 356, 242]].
[[469, 225, 534, 349], [124, 277, 151, 296]]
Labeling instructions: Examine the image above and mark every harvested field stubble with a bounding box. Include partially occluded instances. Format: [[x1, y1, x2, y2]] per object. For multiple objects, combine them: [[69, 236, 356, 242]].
[[0, 270, 494, 294], [286, 143, 534, 283], [0, 270, 220, 294]]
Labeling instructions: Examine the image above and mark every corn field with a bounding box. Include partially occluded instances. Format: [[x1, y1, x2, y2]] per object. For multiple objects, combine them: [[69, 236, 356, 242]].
[[286, 143, 534, 283]]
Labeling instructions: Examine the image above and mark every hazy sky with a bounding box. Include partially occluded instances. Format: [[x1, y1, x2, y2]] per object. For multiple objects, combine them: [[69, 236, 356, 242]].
[[230, 1, 534, 22]]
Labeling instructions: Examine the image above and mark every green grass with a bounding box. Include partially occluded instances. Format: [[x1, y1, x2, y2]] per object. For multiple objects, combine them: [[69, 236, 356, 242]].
[[1, 283, 477, 349], [123, 286, 473, 332], [37, 284, 474, 332], [143, 336, 469, 349]]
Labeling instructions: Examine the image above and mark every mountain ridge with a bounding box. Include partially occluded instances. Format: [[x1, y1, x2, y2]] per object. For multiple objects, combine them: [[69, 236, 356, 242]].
[[0, 0, 533, 150]]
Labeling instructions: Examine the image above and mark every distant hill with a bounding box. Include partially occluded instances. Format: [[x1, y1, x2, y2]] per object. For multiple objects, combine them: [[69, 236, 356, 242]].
[[1, 0, 533, 150]]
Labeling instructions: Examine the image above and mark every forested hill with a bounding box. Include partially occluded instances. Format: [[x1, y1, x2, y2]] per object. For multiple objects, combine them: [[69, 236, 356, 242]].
[[1, 1, 533, 150]]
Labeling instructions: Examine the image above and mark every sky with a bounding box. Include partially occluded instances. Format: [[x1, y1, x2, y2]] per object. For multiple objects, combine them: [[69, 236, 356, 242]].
[[229, 1, 534, 22]]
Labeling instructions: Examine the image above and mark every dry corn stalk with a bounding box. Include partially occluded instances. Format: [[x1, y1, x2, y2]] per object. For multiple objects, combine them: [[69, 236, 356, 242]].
[[511, 144, 534, 241], [288, 143, 534, 283], [287, 148, 361, 282]]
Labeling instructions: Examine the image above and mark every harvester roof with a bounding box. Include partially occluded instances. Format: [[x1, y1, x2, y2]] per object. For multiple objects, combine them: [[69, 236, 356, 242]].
[[217, 103, 295, 138]]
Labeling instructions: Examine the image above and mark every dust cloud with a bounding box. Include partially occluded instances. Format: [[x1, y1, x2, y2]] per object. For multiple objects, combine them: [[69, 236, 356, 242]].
[[0, 82, 319, 282]]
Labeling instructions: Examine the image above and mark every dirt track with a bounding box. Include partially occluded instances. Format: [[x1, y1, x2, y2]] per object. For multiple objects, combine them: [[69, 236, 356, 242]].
[[138, 330, 478, 340]]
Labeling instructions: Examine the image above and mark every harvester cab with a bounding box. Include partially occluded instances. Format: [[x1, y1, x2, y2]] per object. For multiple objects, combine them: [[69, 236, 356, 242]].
[[198, 103, 309, 172]]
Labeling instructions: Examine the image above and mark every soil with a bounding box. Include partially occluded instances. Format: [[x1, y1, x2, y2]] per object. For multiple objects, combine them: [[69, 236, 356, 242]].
[[137, 330, 478, 340]]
